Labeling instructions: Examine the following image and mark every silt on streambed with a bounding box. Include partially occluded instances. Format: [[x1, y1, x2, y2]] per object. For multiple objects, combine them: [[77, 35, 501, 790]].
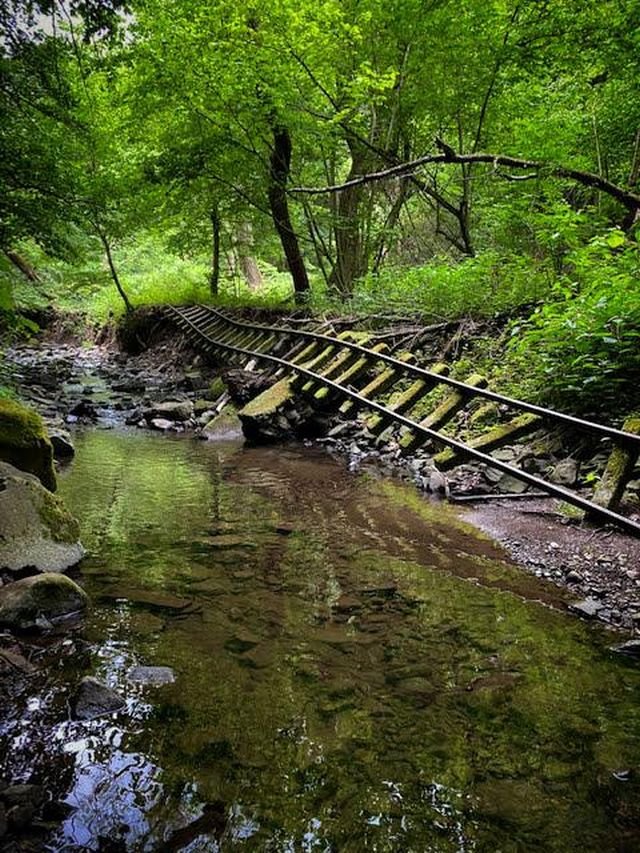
[[2, 429, 640, 851]]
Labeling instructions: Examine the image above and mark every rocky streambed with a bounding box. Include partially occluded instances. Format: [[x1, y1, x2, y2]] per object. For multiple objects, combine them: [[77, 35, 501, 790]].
[[3, 336, 640, 637], [0, 331, 640, 848], [1, 425, 640, 850]]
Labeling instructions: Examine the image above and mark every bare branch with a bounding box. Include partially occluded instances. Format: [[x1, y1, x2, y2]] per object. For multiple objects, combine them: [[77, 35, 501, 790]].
[[291, 140, 640, 211]]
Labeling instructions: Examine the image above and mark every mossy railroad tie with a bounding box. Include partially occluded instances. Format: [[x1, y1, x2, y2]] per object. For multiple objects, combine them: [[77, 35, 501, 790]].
[[340, 352, 416, 416], [432, 412, 541, 471], [314, 343, 389, 404], [289, 342, 341, 391], [366, 362, 449, 437], [269, 338, 323, 382], [399, 372, 487, 454], [294, 333, 370, 394], [591, 416, 640, 512]]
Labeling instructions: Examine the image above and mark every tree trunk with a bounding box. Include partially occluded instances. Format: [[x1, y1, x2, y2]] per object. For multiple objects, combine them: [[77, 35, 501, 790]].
[[4, 249, 40, 282], [329, 139, 369, 295], [234, 222, 262, 290], [97, 229, 133, 314], [267, 125, 309, 301], [210, 206, 221, 297]]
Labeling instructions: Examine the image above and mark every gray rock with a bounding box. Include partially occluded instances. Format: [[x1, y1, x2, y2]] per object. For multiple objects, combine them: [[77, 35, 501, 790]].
[[49, 430, 75, 458], [196, 410, 216, 427], [496, 473, 528, 494], [492, 447, 517, 462], [0, 573, 88, 630], [143, 400, 193, 422], [549, 458, 579, 486], [565, 570, 584, 584], [72, 676, 125, 720], [0, 463, 84, 573], [149, 417, 175, 431], [428, 470, 448, 494], [569, 597, 602, 619], [128, 665, 175, 685], [611, 639, 640, 658]]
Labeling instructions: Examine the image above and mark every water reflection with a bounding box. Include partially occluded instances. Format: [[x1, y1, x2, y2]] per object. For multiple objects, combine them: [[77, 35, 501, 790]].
[[1, 430, 639, 851]]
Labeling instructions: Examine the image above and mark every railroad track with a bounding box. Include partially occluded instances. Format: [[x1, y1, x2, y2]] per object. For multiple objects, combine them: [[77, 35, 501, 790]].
[[168, 304, 640, 537]]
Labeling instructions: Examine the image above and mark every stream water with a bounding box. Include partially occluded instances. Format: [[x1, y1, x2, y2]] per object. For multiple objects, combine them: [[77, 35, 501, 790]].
[[2, 429, 640, 851]]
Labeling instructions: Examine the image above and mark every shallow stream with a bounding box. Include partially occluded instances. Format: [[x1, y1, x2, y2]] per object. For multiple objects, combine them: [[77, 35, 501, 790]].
[[2, 429, 640, 851]]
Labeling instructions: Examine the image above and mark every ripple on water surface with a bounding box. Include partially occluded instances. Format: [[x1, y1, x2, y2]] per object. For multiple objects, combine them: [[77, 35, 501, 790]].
[[2, 429, 640, 851]]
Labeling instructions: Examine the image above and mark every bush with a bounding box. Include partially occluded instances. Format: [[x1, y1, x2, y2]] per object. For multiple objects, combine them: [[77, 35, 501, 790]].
[[331, 251, 554, 319], [504, 232, 640, 415]]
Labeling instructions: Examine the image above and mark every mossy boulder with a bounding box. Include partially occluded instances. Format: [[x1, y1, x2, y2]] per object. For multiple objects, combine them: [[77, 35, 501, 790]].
[[194, 399, 219, 416], [202, 406, 242, 440], [0, 572, 88, 631], [0, 399, 56, 491], [142, 400, 194, 422], [0, 462, 84, 573], [209, 376, 227, 399]]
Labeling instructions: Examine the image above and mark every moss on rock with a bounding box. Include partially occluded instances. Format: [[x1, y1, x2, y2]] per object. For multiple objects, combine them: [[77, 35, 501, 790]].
[[209, 376, 227, 399], [0, 462, 84, 572], [0, 573, 88, 630], [0, 399, 56, 491], [239, 378, 294, 417], [592, 416, 640, 510]]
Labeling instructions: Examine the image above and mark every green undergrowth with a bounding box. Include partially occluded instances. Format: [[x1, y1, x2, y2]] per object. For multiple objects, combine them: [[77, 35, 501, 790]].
[[334, 251, 554, 320], [4, 228, 639, 420]]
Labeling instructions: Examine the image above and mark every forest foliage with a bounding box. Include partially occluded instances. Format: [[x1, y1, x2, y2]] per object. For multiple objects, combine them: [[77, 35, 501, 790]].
[[1, 0, 639, 413]]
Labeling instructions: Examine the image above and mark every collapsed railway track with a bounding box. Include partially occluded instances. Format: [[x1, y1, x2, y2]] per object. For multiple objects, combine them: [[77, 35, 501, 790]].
[[168, 304, 640, 537]]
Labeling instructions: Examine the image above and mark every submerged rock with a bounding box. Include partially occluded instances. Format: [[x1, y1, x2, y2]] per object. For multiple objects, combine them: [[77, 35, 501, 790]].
[[128, 665, 175, 685], [0, 463, 84, 573], [0, 573, 88, 630], [0, 399, 56, 491], [72, 676, 126, 720]]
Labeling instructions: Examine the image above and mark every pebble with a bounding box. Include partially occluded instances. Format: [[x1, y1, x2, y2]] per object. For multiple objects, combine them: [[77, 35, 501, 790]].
[[565, 570, 583, 583]]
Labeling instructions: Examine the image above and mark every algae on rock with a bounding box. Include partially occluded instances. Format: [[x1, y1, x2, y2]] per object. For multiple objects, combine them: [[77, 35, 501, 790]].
[[0, 462, 84, 572], [0, 399, 56, 491]]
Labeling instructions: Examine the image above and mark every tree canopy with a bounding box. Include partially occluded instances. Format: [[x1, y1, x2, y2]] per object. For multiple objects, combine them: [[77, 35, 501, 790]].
[[1, 0, 639, 315]]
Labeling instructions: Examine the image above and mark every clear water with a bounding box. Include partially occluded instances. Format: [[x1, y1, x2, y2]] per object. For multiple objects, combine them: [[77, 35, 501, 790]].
[[2, 429, 640, 851]]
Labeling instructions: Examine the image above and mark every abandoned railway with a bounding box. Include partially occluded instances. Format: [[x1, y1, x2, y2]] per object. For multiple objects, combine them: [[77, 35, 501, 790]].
[[169, 304, 640, 537]]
